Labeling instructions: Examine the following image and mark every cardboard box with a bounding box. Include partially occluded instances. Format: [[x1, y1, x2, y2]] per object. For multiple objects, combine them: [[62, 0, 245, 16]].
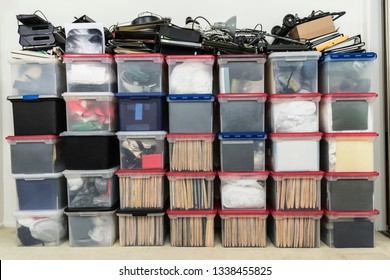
[[289, 16, 335, 40]]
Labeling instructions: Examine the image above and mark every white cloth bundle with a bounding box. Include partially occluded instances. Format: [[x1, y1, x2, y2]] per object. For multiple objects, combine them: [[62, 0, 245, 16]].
[[221, 179, 266, 209]]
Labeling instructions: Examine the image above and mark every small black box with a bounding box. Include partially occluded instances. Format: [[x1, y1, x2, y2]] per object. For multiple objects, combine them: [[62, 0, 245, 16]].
[[8, 96, 66, 136]]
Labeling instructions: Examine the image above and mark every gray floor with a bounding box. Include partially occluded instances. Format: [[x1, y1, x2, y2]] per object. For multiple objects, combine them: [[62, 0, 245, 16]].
[[1, 227, 390, 260]]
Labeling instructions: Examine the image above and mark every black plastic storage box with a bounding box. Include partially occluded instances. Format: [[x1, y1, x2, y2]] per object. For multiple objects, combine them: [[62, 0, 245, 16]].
[[116, 93, 167, 131], [60, 132, 119, 170], [8, 95, 66, 136]]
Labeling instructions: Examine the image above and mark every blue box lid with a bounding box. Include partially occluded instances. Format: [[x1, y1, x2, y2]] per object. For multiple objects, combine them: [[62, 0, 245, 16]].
[[320, 52, 377, 63], [167, 94, 214, 101], [115, 92, 165, 98], [218, 132, 267, 140]]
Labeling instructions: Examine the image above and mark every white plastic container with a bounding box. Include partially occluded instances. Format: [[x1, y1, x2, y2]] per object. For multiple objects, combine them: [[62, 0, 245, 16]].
[[267, 132, 322, 171], [320, 93, 376, 132]]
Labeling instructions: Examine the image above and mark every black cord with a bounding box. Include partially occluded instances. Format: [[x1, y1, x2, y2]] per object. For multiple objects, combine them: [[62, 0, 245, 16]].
[[192, 16, 212, 29]]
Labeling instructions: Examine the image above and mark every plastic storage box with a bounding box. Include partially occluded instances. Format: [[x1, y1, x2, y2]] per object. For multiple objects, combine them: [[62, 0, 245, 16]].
[[267, 132, 322, 172], [167, 94, 215, 133], [219, 133, 266, 172], [166, 55, 215, 94], [267, 93, 321, 132], [60, 131, 119, 170], [13, 209, 67, 246], [167, 172, 215, 210], [62, 92, 117, 132], [167, 208, 217, 247], [320, 93, 377, 132], [65, 207, 118, 247], [117, 209, 166, 246], [322, 172, 378, 211], [63, 54, 117, 92], [115, 53, 167, 93], [219, 171, 268, 210], [268, 171, 323, 210], [167, 133, 215, 172], [6, 135, 65, 174], [268, 210, 323, 248], [219, 208, 269, 247], [63, 167, 119, 209], [321, 132, 378, 172], [116, 169, 166, 210], [319, 52, 377, 93], [218, 94, 266, 133], [14, 172, 67, 211], [116, 93, 167, 131], [218, 54, 266, 93], [7, 95, 66, 136], [117, 131, 167, 170], [321, 209, 379, 248], [10, 58, 66, 96], [265, 51, 321, 94]]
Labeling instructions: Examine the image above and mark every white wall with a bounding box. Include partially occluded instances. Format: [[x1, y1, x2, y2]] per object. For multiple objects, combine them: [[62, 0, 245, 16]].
[[1, 0, 387, 229]]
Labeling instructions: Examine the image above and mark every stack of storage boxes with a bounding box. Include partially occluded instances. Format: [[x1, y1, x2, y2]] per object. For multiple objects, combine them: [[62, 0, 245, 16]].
[[265, 51, 324, 248], [165, 55, 217, 247], [61, 53, 119, 247], [114, 54, 168, 246], [7, 56, 68, 246], [217, 54, 269, 248], [318, 52, 379, 248]]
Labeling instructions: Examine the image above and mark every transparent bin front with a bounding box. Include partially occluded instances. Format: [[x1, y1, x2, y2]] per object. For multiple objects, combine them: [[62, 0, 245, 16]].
[[265, 51, 321, 94], [10, 58, 66, 96], [319, 52, 377, 93], [217, 54, 266, 93], [63, 92, 117, 132], [115, 54, 167, 93], [166, 55, 215, 94], [267, 93, 320, 132], [219, 172, 268, 210]]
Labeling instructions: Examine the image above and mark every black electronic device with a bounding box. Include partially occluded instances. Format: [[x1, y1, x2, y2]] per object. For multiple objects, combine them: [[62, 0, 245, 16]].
[[159, 25, 202, 43], [17, 13, 48, 25], [18, 23, 54, 36]]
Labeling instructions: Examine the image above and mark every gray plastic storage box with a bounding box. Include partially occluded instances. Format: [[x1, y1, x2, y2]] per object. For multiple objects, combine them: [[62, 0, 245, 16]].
[[218, 94, 266, 133], [14, 172, 67, 211], [10, 58, 66, 96], [217, 54, 266, 93], [6, 135, 65, 174], [167, 94, 215, 133]]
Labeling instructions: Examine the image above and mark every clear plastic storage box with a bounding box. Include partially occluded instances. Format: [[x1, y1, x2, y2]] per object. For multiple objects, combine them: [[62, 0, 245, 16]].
[[166, 55, 215, 94], [63, 54, 117, 92], [65, 208, 118, 247], [265, 51, 321, 94], [219, 133, 266, 172], [319, 52, 377, 93], [116, 169, 167, 210], [63, 92, 117, 132], [267, 132, 322, 172], [63, 167, 119, 209], [116, 93, 167, 131], [167, 172, 215, 210], [267, 93, 321, 132], [10, 58, 66, 96], [321, 210, 379, 248], [6, 135, 65, 174], [14, 172, 67, 211], [115, 53, 167, 93], [167, 208, 217, 247], [217, 54, 266, 93], [322, 172, 378, 211], [219, 171, 268, 210], [219, 208, 269, 247], [117, 131, 167, 170], [321, 132, 378, 172], [268, 171, 323, 210], [8, 95, 66, 136], [268, 210, 323, 248], [167, 94, 215, 133], [218, 94, 266, 133], [117, 209, 166, 246], [320, 93, 377, 132], [13, 209, 67, 246]]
